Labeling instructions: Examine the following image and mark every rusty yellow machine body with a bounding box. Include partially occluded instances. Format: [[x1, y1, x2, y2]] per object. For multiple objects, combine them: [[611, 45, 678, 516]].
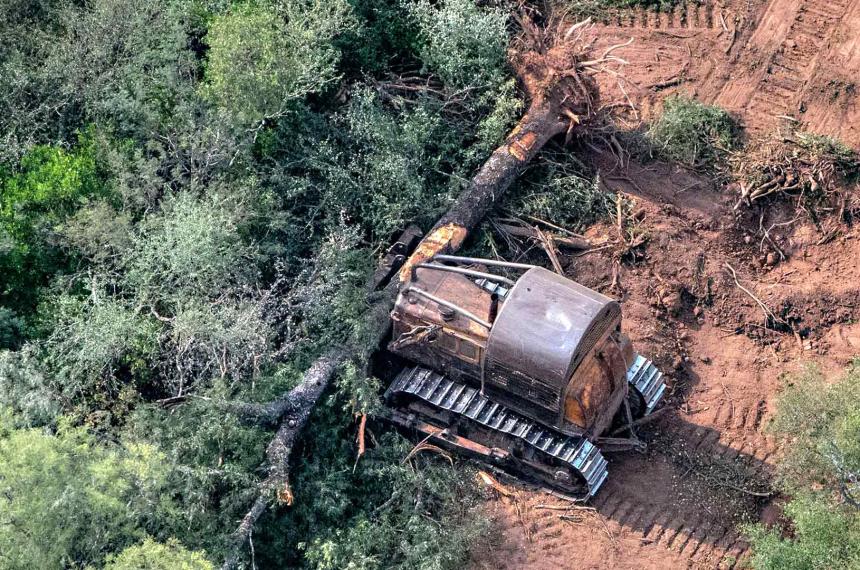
[[382, 254, 666, 498]]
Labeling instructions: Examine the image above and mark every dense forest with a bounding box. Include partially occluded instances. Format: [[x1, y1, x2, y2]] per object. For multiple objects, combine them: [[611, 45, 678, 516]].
[[0, 0, 518, 566], [1, 0, 859, 568]]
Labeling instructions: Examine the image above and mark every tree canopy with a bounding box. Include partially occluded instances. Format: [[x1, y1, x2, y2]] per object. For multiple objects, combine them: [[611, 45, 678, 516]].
[[0, 0, 520, 567]]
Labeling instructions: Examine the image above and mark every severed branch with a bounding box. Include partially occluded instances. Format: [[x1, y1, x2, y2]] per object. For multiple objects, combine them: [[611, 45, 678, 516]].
[[493, 221, 592, 250], [534, 226, 565, 275], [157, 394, 296, 427]]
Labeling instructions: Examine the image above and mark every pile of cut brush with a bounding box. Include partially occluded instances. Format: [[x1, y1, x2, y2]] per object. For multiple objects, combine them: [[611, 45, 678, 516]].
[[731, 130, 860, 218]]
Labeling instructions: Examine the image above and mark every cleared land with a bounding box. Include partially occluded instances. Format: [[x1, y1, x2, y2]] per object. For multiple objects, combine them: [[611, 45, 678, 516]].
[[471, 1, 860, 568]]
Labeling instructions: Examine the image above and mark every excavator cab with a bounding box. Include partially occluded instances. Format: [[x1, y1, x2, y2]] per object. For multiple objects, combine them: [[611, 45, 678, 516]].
[[384, 254, 666, 497]]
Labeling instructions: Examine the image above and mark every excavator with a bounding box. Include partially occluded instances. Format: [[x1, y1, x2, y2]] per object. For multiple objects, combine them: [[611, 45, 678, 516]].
[[373, 229, 666, 499]]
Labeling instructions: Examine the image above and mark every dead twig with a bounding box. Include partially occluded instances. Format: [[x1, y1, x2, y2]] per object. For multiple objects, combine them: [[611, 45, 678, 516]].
[[524, 214, 587, 239], [535, 226, 565, 275], [495, 221, 591, 250], [403, 441, 454, 466], [724, 263, 780, 325]]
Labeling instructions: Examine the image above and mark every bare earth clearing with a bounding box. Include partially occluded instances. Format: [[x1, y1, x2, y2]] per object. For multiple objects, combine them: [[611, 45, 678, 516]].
[[469, 1, 860, 568]]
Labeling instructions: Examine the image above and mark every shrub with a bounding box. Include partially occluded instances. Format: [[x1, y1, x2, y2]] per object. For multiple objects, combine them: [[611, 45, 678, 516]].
[[120, 395, 269, 560], [0, 138, 106, 317], [43, 293, 158, 412], [746, 363, 860, 569], [0, 307, 24, 350], [0, 347, 58, 426], [746, 496, 860, 569], [123, 192, 258, 305], [0, 414, 178, 568], [58, 199, 133, 266], [337, 0, 417, 73], [204, 1, 357, 125], [766, 363, 860, 497], [296, 88, 461, 244], [104, 538, 214, 570], [406, 0, 509, 89], [648, 95, 739, 168], [48, 0, 198, 137], [0, 140, 103, 242]]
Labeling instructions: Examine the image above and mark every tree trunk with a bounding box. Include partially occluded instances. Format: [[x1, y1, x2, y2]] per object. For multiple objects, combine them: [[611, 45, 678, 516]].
[[396, 104, 566, 281]]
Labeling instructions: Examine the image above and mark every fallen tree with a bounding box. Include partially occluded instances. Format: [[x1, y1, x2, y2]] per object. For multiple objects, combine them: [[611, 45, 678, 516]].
[[221, 16, 625, 569]]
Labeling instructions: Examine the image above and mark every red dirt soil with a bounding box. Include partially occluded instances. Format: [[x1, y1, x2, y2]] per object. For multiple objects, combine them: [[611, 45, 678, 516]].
[[591, 0, 860, 146], [467, 3, 860, 568], [470, 159, 860, 570]]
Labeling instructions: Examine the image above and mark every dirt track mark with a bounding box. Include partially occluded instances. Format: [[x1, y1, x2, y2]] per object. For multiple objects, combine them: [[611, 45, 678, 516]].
[[608, 1, 721, 29], [740, 0, 853, 119], [589, 0, 860, 145], [585, 415, 775, 569]]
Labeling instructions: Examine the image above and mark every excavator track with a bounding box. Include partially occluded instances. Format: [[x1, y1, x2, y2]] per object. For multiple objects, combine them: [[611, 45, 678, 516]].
[[627, 354, 666, 415], [385, 366, 610, 498]]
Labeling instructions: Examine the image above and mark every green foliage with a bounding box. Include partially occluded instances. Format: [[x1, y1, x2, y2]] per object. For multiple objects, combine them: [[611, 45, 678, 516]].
[[0, 1, 517, 567], [312, 88, 459, 243], [0, 0, 68, 161], [406, 0, 509, 88], [0, 414, 179, 569], [513, 172, 611, 231], [794, 132, 860, 181], [470, 78, 525, 157], [504, 149, 613, 232], [47, 0, 198, 138], [42, 293, 158, 415], [123, 192, 258, 305], [256, 394, 489, 570], [203, 1, 358, 125], [1, 140, 102, 240], [648, 95, 739, 168], [746, 496, 860, 570], [104, 538, 214, 570], [337, 0, 417, 73], [746, 363, 860, 569], [766, 364, 860, 499], [59, 199, 133, 266], [121, 397, 268, 559], [259, 87, 486, 249], [0, 347, 58, 426], [288, 227, 374, 354], [0, 137, 106, 317], [336, 362, 382, 416], [0, 307, 24, 350]]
